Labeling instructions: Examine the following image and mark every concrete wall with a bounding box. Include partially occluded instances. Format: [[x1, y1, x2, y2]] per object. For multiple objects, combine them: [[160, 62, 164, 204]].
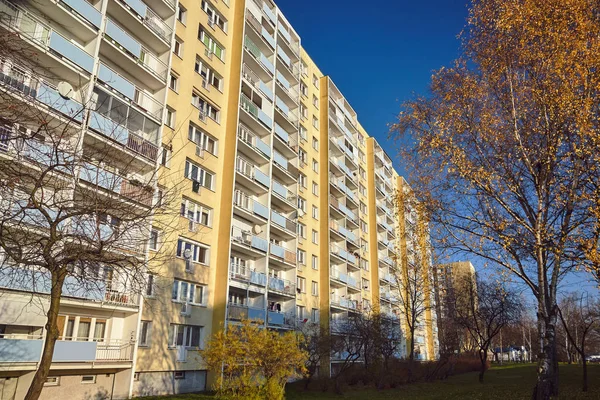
[[132, 370, 206, 397]]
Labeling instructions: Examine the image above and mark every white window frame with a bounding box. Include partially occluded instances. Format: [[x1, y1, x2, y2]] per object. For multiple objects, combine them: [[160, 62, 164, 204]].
[[181, 198, 213, 227], [176, 238, 210, 265], [312, 255, 318, 270], [149, 228, 160, 251], [184, 160, 215, 190], [189, 123, 218, 156], [311, 281, 318, 296], [172, 279, 207, 305]]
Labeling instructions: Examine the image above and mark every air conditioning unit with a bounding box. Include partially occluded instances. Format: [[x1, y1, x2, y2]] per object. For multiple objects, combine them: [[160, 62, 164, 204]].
[[195, 146, 205, 158], [189, 220, 198, 233], [207, 18, 215, 28], [181, 302, 191, 316], [205, 48, 213, 60]]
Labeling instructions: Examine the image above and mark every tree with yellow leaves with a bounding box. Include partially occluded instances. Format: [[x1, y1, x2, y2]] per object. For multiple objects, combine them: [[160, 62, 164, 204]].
[[200, 320, 307, 400], [392, 0, 600, 399]]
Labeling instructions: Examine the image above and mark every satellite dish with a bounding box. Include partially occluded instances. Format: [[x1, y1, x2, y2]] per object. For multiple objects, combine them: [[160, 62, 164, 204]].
[[183, 249, 192, 259], [57, 81, 74, 100], [253, 225, 262, 234]]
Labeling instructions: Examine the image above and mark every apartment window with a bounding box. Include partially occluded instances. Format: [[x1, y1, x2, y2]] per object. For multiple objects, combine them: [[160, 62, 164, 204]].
[[174, 371, 186, 379], [312, 137, 319, 151], [298, 148, 307, 164], [176, 238, 210, 265], [297, 276, 306, 293], [194, 57, 223, 91], [201, 0, 227, 32], [184, 160, 215, 190], [362, 278, 370, 291], [359, 184, 367, 196], [300, 82, 308, 97], [168, 324, 202, 348], [298, 223, 306, 239], [198, 27, 225, 60], [81, 375, 96, 384], [165, 107, 176, 128], [149, 229, 160, 251], [298, 249, 306, 265], [169, 73, 179, 91], [181, 198, 213, 227], [312, 255, 318, 270], [312, 205, 318, 220], [160, 146, 171, 167], [139, 321, 151, 346], [312, 229, 318, 244], [172, 279, 207, 305], [361, 258, 369, 271], [361, 239, 369, 253], [358, 149, 366, 163], [300, 103, 308, 120], [360, 201, 367, 214], [312, 181, 318, 196], [298, 197, 306, 212], [312, 159, 318, 173], [299, 125, 307, 141], [363, 298, 371, 311], [312, 74, 319, 88], [177, 4, 187, 24], [44, 377, 60, 387], [359, 167, 366, 180], [192, 93, 220, 122], [311, 281, 318, 296], [358, 133, 365, 145], [360, 219, 368, 233], [189, 123, 218, 156], [298, 173, 307, 189], [312, 94, 319, 108], [174, 37, 184, 57], [146, 274, 156, 297], [297, 305, 305, 320], [301, 61, 308, 76], [311, 308, 319, 323], [312, 116, 319, 130]]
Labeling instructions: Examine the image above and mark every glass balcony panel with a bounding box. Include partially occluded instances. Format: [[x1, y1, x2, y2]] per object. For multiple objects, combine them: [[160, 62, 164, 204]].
[[250, 271, 267, 286], [258, 109, 272, 128], [274, 123, 289, 143], [37, 83, 84, 121], [270, 243, 285, 258], [251, 235, 268, 252], [262, 4, 275, 24], [62, 0, 102, 28], [271, 210, 286, 229], [276, 71, 290, 90], [105, 19, 142, 58], [273, 151, 288, 170], [260, 54, 274, 75], [253, 200, 269, 219], [97, 63, 135, 100], [268, 310, 284, 325], [275, 96, 289, 116], [123, 0, 147, 20], [248, 307, 266, 321], [48, 32, 94, 73], [259, 80, 273, 101], [277, 24, 291, 43], [254, 169, 270, 188], [272, 180, 287, 198], [255, 136, 271, 158], [261, 27, 275, 48], [277, 45, 290, 67], [89, 110, 130, 144]]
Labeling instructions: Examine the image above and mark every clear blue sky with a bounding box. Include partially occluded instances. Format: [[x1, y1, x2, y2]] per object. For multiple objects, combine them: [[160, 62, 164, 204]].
[[277, 0, 470, 175]]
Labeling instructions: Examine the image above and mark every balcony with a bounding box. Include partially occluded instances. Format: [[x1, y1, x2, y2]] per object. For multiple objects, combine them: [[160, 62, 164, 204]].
[[276, 46, 298, 81], [240, 93, 273, 129], [243, 63, 273, 103], [231, 226, 269, 255], [271, 179, 296, 211], [275, 96, 299, 129], [270, 209, 296, 237], [269, 243, 296, 266], [267, 311, 296, 329], [267, 276, 296, 297], [230, 263, 267, 287], [0, 337, 135, 364], [275, 71, 298, 105], [78, 163, 153, 207], [244, 35, 274, 76], [233, 190, 269, 222], [227, 303, 266, 322], [330, 244, 357, 266], [235, 156, 270, 192], [109, 0, 173, 51], [102, 18, 168, 89], [237, 123, 271, 161], [276, 23, 299, 58], [330, 268, 348, 285]]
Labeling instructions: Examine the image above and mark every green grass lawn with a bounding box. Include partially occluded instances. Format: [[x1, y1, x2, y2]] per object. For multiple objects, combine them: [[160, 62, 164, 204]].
[[135, 363, 600, 399]]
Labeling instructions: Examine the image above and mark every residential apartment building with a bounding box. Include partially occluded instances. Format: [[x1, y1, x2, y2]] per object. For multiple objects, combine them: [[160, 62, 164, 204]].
[[0, 0, 438, 398]]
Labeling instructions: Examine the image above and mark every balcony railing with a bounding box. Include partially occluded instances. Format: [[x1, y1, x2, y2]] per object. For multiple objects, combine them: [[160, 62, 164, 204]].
[[235, 156, 270, 188], [227, 303, 266, 322], [230, 263, 267, 286], [242, 63, 273, 102], [271, 210, 297, 235], [78, 163, 153, 206], [269, 243, 297, 265], [238, 123, 271, 158], [105, 18, 168, 81], [231, 226, 269, 253], [330, 268, 348, 284], [267, 276, 296, 296], [233, 190, 269, 220], [272, 179, 296, 206], [240, 93, 273, 128], [244, 35, 274, 75], [61, 0, 103, 28], [117, 0, 173, 43]]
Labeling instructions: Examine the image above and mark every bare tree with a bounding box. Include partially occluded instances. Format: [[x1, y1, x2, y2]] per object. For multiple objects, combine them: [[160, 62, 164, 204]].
[[298, 322, 332, 390], [391, 1, 600, 398], [558, 292, 600, 392], [453, 275, 522, 383]]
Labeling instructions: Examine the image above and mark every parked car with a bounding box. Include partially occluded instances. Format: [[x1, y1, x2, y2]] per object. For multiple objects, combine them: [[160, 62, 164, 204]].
[[586, 355, 600, 363]]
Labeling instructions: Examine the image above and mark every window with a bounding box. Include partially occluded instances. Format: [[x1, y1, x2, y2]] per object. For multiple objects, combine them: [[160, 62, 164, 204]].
[[311, 255, 318, 270], [312, 205, 318, 220], [44, 377, 60, 386], [311, 308, 319, 323], [192, 93, 220, 122], [358, 133, 365, 145], [362, 278, 370, 291], [296, 305, 305, 320], [172, 279, 207, 305], [363, 298, 371, 310], [194, 57, 223, 91], [174, 37, 184, 57], [359, 167, 366, 180], [358, 149, 366, 163], [176, 238, 210, 265], [169, 73, 179, 91], [300, 82, 308, 97], [297, 197, 306, 212], [298, 148, 307, 165], [312, 74, 319, 88], [297, 276, 306, 293], [201, 0, 227, 32], [361, 258, 369, 271], [298, 223, 306, 239], [299, 125, 307, 141], [181, 198, 213, 227], [300, 103, 308, 119], [312, 181, 318, 196], [198, 27, 225, 60], [312, 116, 319, 130], [297, 249, 306, 265], [361, 239, 369, 253], [359, 183, 367, 196], [184, 160, 215, 190], [312, 137, 319, 151], [165, 107, 176, 128], [189, 123, 218, 156], [146, 274, 156, 297], [177, 4, 187, 24], [174, 371, 186, 380], [160, 146, 171, 167], [311, 281, 318, 296], [81, 375, 96, 384], [360, 219, 368, 233], [312, 229, 318, 244], [169, 324, 202, 348], [149, 229, 160, 251], [298, 173, 307, 189], [312, 159, 318, 173], [360, 202, 367, 214], [312, 94, 319, 108]]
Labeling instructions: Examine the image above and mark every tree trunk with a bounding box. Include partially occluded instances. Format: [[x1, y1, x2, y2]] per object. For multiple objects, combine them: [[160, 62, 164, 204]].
[[582, 358, 588, 392], [532, 313, 559, 400], [24, 271, 65, 400], [478, 349, 487, 383]]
